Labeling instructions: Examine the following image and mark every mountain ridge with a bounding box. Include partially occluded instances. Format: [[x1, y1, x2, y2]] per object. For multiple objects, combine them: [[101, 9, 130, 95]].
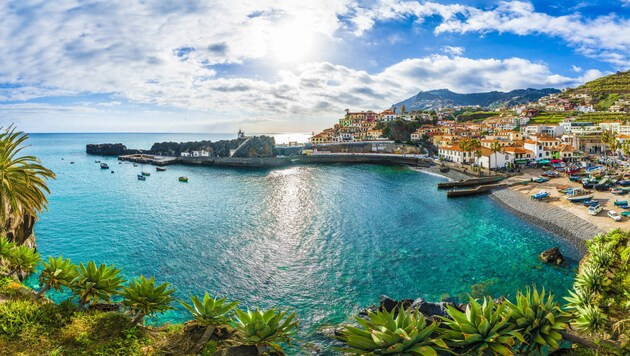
[[391, 88, 561, 112]]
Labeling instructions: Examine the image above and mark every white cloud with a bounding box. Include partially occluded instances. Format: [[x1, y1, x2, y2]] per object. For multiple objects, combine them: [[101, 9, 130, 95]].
[[442, 46, 465, 56], [571, 65, 583, 73], [348, 1, 630, 67]]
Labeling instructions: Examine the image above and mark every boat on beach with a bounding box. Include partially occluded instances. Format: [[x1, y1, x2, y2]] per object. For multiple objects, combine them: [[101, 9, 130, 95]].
[[531, 190, 550, 200], [611, 188, 626, 195], [565, 188, 594, 202]]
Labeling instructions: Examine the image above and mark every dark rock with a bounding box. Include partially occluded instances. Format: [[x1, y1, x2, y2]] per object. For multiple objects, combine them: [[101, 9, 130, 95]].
[[86, 143, 143, 156], [410, 298, 459, 318], [212, 345, 259, 356], [540, 246, 564, 265], [379, 295, 413, 312]]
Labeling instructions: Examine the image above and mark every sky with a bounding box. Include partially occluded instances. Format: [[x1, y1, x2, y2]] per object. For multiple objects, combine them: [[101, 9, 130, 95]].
[[0, 0, 629, 133]]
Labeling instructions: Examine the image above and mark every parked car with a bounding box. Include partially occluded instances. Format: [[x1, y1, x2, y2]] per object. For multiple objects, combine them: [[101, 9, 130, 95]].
[[608, 210, 622, 222], [588, 204, 603, 216]]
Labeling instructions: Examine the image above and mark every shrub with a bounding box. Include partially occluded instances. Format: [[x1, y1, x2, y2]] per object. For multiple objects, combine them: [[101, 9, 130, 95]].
[[232, 308, 298, 354]]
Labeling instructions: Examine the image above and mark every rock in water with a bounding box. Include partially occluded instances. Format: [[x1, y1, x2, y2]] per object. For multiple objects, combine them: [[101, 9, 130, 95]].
[[410, 298, 460, 318], [379, 295, 413, 312], [540, 246, 564, 265]]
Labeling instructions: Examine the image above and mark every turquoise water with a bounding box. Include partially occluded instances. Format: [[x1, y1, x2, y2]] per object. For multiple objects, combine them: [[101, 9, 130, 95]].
[[24, 133, 580, 353]]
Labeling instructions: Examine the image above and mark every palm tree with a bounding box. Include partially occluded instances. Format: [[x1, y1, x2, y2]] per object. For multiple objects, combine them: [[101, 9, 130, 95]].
[[490, 141, 503, 174], [7, 245, 40, 281], [122, 276, 176, 327], [180, 293, 239, 354], [71, 261, 125, 311], [37, 256, 78, 298], [0, 126, 55, 244]]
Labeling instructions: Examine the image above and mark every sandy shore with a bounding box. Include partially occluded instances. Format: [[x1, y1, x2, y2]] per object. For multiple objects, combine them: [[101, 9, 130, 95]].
[[489, 169, 624, 252]]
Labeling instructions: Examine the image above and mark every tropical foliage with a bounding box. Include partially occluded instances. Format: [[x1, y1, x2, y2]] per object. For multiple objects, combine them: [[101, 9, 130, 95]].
[[338, 307, 447, 355], [180, 293, 239, 353], [441, 297, 523, 355], [0, 126, 55, 244], [506, 287, 569, 353], [7, 245, 40, 281], [71, 261, 125, 310], [38, 256, 77, 298], [232, 308, 298, 354], [121, 276, 176, 327]]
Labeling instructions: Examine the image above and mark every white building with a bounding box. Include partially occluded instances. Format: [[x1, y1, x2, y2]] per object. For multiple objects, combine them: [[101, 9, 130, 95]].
[[522, 124, 565, 138], [192, 150, 210, 157]]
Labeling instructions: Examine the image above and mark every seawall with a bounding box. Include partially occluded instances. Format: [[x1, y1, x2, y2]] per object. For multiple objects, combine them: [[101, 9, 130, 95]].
[[490, 188, 602, 253]]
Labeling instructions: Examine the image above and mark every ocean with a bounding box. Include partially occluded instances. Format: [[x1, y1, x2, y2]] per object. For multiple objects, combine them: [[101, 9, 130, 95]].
[[23, 133, 581, 353]]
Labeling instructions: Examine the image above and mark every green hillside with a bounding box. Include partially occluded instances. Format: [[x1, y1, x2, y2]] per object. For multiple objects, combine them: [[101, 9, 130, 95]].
[[571, 70, 630, 95]]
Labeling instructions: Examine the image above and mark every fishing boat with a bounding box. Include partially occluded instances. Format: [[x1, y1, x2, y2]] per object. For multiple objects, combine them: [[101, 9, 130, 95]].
[[611, 188, 626, 195], [622, 211, 630, 217], [565, 188, 594, 202], [156, 167, 167, 172], [534, 177, 550, 183], [614, 200, 628, 206], [619, 180, 630, 186], [141, 171, 150, 176], [581, 199, 599, 207], [569, 175, 582, 182], [95, 160, 101, 163], [100, 163, 109, 169], [137, 174, 146, 181], [531, 190, 550, 200], [179, 176, 188, 182], [555, 185, 570, 192]]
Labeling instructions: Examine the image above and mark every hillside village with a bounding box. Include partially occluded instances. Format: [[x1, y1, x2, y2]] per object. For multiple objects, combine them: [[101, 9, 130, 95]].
[[309, 71, 630, 171]]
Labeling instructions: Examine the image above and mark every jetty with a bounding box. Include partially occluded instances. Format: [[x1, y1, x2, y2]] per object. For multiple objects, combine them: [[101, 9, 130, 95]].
[[118, 154, 178, 166], [437, 176, 505, 189], [446, 184, 507, 198]]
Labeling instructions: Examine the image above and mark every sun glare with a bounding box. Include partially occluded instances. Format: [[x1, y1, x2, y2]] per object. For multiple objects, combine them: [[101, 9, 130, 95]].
[[270, 21, 315, 63]]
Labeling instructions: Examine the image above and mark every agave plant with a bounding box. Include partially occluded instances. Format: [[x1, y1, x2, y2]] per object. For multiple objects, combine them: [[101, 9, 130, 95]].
[[37, 256, 77, 298], [7, 245, 40, 281], [0, 235, 15, 268], [71, 261, 125, 311], [506, 287, 569, 353], [338, 307, 448, 355], [441, 296, 523, 355], [122, 276, 176, 327], [573, 304, 608, 334], [232, 308, 298, 355], [588, 242, 616, 270], [564, 287, 596, 310], [574, 264, 609, 295], [180, 293, 239, 353]]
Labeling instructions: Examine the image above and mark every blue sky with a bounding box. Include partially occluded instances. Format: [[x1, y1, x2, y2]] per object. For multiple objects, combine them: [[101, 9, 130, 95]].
[[0, 0, 628, 133]]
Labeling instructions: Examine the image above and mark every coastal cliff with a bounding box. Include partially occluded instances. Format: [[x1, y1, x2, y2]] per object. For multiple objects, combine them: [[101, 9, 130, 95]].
[[86, 143, 144, 156]]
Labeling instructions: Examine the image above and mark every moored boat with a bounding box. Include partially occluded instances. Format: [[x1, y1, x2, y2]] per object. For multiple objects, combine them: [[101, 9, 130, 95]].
[[179, 176, 188, 182], [100, 163, 109, 169], [565, 188, 594, 202], [137, 174, 146, 181], [156, 167, 167, 172], [141, 171, 150, 176]]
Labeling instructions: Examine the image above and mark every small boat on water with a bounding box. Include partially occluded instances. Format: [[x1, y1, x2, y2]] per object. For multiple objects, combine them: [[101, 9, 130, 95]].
[[531, 190, 550, 200], [70, 161, 74, 164], [95, 160, 101, 163], [100, 163, 109, 169], [565, 188, 594, 202], [133, 164, 138, 167], [137, 174, 146, 181], [141, 171, 150, 176], [179, 176, 188, 182], [156, 167, 167, 172], [111, 171, 114, 174]]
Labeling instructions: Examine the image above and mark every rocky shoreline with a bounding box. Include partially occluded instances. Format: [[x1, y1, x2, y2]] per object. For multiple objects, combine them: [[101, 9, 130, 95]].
[[490, 187, 602, 254]]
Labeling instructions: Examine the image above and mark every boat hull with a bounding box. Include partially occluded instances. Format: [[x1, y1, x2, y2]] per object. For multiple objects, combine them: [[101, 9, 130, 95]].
[[566, 193, 594, 201]]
